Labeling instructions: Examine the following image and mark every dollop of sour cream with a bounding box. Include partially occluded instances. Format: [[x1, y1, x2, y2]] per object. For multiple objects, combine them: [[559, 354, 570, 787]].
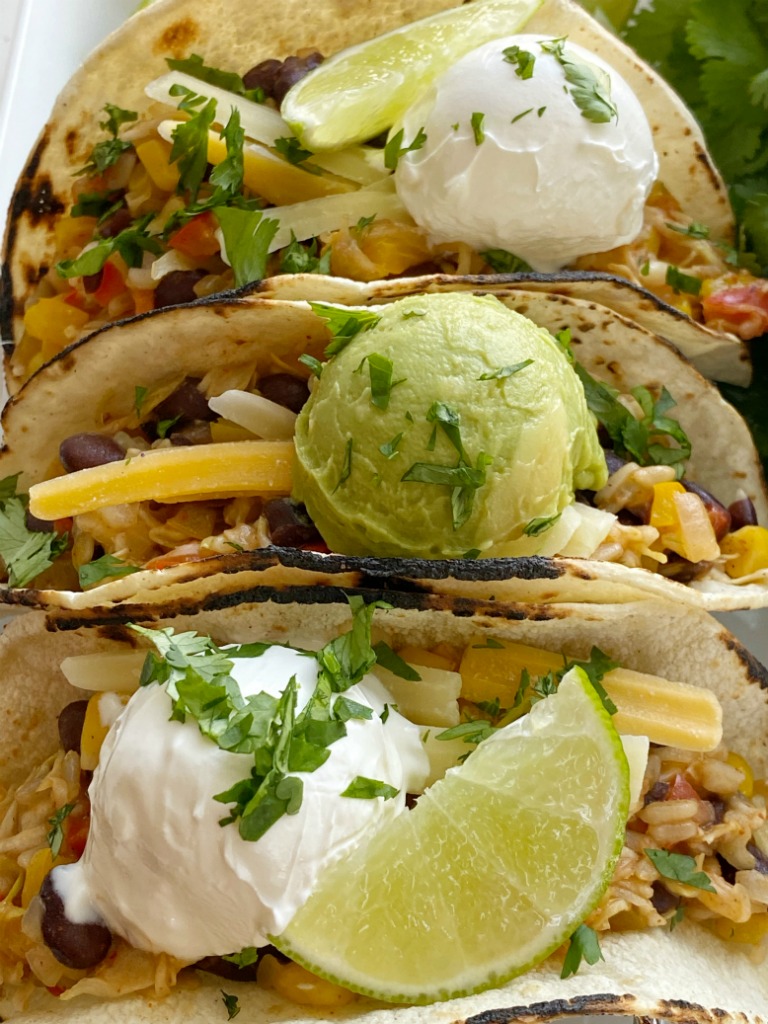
[[53, 645, 428, 961], [394, 34, 658, 271]]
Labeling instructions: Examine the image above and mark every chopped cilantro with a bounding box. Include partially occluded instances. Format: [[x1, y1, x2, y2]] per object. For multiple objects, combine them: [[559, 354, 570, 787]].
[[575, 365, 692, 472], [537, 105, 547, 117], [523, 513, 561, 536], [372, 642, 421, 681], [644, 849, 716, 892], [640, 259, 650, 275], [341, 776, 399, 800], [0, 474, 21, 501], [665, 264, 703, 296], [478, 358, 534, 381], [470, 111, 486, 145], [540, 37, 618, 123], [401, 457, 490, 528], [57, 214, 162, 278], [554, 327, 574, 362], [309, 302, 381, 356], [560, 924, 604, 978], [333, 696, 374, 722], [355, 214, 376, 234], [279, 233, 331, 274], [666, 220, 710, 239], [156, 415, 181, 439], [383, 126, 427, 170], [274, 136, 319, 171], [366, 353, 405, 410], [0, 498, 69, 587], [436, 719, 496, 744], [299, 353, 324, 378], [47, 804, 75, 859], [134, 385, 148, 416], [462, 548, 481, 558], [70, 189, 124, 220], [166, 53, 265, 103], [222, 947, 260, 968], [481, 248, 533, 273], [78, 554, 142, 589], [209, 109, 245, 197], [511, 108, 534, 124], [379, 432, 404, 459], [77, 103, 138, 176], [170, 96, 217, 198], [334, 438, 353, 492], [502, 44, 536, 78], [669, 905, 685, 931], [214, 207, 279, 286], [221, 991, 240, 1019]]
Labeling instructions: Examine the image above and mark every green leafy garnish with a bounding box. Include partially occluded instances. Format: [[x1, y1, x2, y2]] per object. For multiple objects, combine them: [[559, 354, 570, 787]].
[[669, 905, 686, 930], [379, 433, 404, 459], [77, 104, 138, 175], [170, 96, 217, 198], [279, 233, 331, 274], [540, 37, 618, 123], [366, 353, 405, 410], [221, 991, 240, 1020], [470, 111, 486, 145], [511, 108, 534, 124], [209, 109, 245, 197], [372, 642, 421, 681], [502, 44, 536, 78], [309, 303, 381, 356], [274, 136, 319, 171], [78, 554, 142, 589], [166, 53, 265, 102], [481, 249, 533, 273], [222, 947, 260, 968], [341, 776, 399, 800], [575, 365, 692, 472], [560, 924, 604, 978], [70, 190, 124, 220], [334, 439, 353, 492], [478, 359, 534, 381], [436, 718, 496, 745], [523, 513, 561, 536], [57, 214, 162, 278], [383, 127, 427, 170], [0, 496, 69, 587], [644, 849, 716, 891], [554, 327, 574, 362], [0, 474, 21, 501], [665, 264, 703, 296], [355, 214, 376, 234], [214, 207, 279, 286], [134, 385, 149, 416], [666, 221, 710, 239], [156, 415, 181, 439], [47, 804, 75, 859], [299, 353, 324, 378]]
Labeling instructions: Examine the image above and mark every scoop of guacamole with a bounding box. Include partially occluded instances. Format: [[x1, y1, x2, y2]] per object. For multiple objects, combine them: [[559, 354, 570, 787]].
[[292, 293, 607, 558]]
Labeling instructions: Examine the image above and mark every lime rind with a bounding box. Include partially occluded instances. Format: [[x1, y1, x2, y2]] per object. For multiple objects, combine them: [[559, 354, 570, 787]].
[[281, 0, 546, 150], [272, 668, 630, 1004]]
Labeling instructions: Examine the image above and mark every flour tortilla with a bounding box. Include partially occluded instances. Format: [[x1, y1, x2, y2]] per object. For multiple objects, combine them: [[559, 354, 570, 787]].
[[2, 594, 767, 1021], [1, 0, 741, 383], [0, 285, 763, 614]]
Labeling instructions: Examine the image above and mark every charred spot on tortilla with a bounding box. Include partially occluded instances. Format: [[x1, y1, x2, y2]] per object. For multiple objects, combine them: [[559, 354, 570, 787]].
[[153, 18, 201, 58]]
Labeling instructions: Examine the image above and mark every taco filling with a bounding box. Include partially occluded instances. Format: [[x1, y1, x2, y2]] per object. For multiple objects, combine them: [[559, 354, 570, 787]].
[[6, 292, 768, 595], [1, 601, 766, 1016], [10, 13, 766, 385]]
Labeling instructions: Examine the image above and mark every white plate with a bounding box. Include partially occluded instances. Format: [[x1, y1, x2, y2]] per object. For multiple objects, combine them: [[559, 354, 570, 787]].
[[1, 0, 767, 671]]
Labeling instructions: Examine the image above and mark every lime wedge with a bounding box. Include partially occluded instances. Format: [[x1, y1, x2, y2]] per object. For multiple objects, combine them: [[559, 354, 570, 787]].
[[273, 667, 629, 1004], [281, 0, 546, 150]]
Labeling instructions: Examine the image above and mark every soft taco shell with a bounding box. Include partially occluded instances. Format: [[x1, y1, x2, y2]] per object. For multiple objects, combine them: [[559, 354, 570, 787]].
[[2, 593, 767, 1021], [0, 287, 765, 614], [1, 0, 738, 381]]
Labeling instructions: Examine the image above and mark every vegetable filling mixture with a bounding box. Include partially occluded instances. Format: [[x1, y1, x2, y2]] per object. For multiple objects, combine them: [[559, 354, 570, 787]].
[[0, 614, 766, 1014]]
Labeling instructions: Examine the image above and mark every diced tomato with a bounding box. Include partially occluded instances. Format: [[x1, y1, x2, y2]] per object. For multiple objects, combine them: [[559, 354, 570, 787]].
[[93, 259, 126, 307], [702, 280, 768, 340], [46, 986, 66, 998], [300, 542, 330, 553], [666, 773, 699, 801], [63, 810, 90, 859], [62, 289, 86, 310], [130, 287, 156, 315], [168, 212, 220, 259]]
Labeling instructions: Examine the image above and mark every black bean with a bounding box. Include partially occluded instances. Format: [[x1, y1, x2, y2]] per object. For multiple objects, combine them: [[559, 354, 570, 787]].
[[658, 554, 711, 582], [40, 872, 112, 970], [603, 449, 627, 476], [273, 52, 324, 105], [682, 480, 731, 540], [58, 700, 89, 754], [155, 378, 215, 425], [153, 269, 207, 310], [728, 497, 758, 531], [716, 853, 737, 886], [97, 205, 133, 239], [82, 270, 103, 294], [644, 781, 669, 805], [259, 373, 310, 414], [747, 841, 768, 875], [60, 433, 125, 473], [264, 498, 321, 547], [242, 58, 283, 95], [170, 423, 213, 446], [25, 508, 54, 533], [710, 797, 726, 823], [650, 882, 680, 916]]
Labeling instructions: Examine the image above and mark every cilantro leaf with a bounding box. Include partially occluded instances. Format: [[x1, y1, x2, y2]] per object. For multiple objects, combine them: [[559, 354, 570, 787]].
[[299, 353, 324, 378], [366, 353, 405, 410], [78, 554, 142, 589], [523, 513, 561, 536], [309, 303, 381, 356], [166, 54, 265, 103], [279, 233, 331, 274], [209, 109, 245, 197], [222, 947, 260, 968], [334, 438, 353, 492], [76, 104, 138, 175], [372, 641, 422, 681], [540, 37, 618, 123], [214, 207, 279, 286], [221, 991, 240, 1019], [0, 498, 68, 587], [274, 136, 319, 171], [57, 214, 161, 278], [170, 97, 217, 198], [379, 433, 404, 459], [47, 804, 75, 859], [0, 474, 21, 501], [644, 848, 716, 891], [435, 719, 496, 744], [665, 264, 703, 295], [502, 44, 536, 78], [478, 359, 534, 381], [341, 776, 399, 799], [481, 248, 533, 273], [560, 924, 604, 978], [383, 126, 427, 170], [470, 111, 485, 145]]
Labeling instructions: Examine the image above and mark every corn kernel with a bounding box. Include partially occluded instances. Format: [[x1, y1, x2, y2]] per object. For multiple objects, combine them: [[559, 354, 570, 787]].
[[720, 525, 768, 578]]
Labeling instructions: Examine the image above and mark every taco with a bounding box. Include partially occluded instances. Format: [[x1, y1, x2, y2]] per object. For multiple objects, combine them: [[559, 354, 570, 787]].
[[0, 287, 766, 615], [1, 591, 767, 1021], [1, 0, 761, 391]]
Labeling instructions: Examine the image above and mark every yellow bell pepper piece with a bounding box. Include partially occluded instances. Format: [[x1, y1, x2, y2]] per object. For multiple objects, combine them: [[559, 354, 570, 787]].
[[726, 751, 754, 798], [81, 693, 131, 770], [459, 639, 722, 751], [20, 847, 55, 907], [207, 132, 355, 206], [209, 419, 257, 443], [29, 441, 294, 521], [23, 296, 90, 351], [651, 483, 720, 563], [54, 214, 98, 252], [136, 138, 180, 192], [649, 480, 686, 529], [720, 525, 768, 578], [257, 954, 356, 1007]]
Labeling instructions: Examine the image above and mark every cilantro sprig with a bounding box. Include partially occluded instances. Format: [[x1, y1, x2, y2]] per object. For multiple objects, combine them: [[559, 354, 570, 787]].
[[644, 848, 716, 892], [56, 214, 162, 279], [309, 303, 381, 357], [78, 554, 142, 590], [47, 804, 75, 859], [215, 207, 278, 286], [0, 477, 69, 587], [166, 53, 266, 103], [76, 104, 138, 176], [384, 127, 427, 170], [540, 37, 618, 124], [560, 923, 604, 978]]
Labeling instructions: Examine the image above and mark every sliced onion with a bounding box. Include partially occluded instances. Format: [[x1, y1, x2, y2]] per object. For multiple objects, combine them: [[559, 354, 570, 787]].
[[208, 390, 297, 440]]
